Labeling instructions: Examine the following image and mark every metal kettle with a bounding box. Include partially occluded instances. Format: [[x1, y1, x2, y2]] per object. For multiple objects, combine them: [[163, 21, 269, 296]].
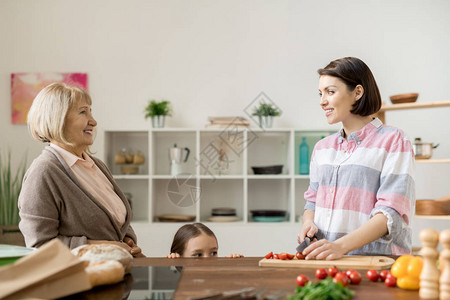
[[169, 144, 190, 175]]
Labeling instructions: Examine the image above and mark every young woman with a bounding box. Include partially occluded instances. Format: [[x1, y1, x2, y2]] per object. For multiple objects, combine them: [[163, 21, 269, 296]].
[[297, 57, 415, 260], [19, 82, 144, 257], [166, 223, 243, 258]]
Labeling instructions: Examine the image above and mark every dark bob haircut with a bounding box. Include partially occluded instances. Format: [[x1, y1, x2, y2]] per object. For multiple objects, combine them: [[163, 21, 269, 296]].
[[170, 223, 217, 255], [318, 57, 382, 116]]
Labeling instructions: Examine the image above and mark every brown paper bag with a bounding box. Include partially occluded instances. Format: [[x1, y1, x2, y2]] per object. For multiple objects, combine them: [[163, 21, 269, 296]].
[[0, 238, 92, 300]]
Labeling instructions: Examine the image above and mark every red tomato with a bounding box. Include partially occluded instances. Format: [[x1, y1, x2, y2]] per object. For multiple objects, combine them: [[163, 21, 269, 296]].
[[287, 253, 295, 260], [328, 267, 339, 277], [279, 253, 288, 260], [333, 272, 349, 287], [366, 269, 379, 282], [264, 252, 273, 259], [315, 268, 328, 280], [379, 270, 389, 282], [345, 269, 356, 278], [348, 270, 362, 285], [296, 274, 309, 287], [273, 253, 279, 259], [296, 252, 306, 260], [385, 276, 397, 287]]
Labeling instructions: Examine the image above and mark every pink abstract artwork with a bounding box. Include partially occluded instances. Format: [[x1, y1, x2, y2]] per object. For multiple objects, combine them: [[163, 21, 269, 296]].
[[11, 73, 88, 124]]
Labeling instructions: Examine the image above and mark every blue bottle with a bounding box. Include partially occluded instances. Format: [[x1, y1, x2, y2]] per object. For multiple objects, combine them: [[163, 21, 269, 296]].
[[299, 137, 309, 175]]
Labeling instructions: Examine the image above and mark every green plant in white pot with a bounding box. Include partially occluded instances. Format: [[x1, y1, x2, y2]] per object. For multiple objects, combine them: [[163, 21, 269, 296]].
[[252, 102, 281, 128], [0, 151, 27, 246], [144, 100, 172, 128]]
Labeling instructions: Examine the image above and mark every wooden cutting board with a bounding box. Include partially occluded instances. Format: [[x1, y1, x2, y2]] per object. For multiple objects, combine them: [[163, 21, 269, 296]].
[[259, 255, 395, 270]]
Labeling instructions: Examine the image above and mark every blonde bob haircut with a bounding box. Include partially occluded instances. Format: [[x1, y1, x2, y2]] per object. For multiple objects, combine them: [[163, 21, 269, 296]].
[[27, 82, 92, 149]]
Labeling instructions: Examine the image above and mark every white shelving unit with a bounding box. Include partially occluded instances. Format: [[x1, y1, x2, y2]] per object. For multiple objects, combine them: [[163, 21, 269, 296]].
[[104, 128, 334, 225]]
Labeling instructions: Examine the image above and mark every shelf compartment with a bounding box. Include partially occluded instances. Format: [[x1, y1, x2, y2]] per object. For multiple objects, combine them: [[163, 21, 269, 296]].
[[247, 179, 291, 223], [115, 178, 149, 222], [199, 131, 245, 176], [247, 131, 291, 175], [294, 131, 334, 176], [199, 179, 244, 222], [152, 178, 197, 222], [105, 131, 149, 176], [152, 131, 196, 176]]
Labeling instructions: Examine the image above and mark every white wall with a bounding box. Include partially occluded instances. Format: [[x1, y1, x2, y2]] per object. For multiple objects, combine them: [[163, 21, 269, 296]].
[[1, 0, 449, 256]]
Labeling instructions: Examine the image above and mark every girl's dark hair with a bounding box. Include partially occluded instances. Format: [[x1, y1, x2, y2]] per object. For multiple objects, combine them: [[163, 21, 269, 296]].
[[318, 57, 382, 116], [170, 223, 217, 255]]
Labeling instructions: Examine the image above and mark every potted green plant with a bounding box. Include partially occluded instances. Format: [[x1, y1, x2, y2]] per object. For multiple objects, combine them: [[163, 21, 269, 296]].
[[144, 100, 172, 128], [252, 102, 281, 128], [0, 151, 27, 246]]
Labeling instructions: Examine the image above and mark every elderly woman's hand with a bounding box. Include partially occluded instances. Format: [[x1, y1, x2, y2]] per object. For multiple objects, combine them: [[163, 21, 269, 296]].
[[123, 237, 146, 257]]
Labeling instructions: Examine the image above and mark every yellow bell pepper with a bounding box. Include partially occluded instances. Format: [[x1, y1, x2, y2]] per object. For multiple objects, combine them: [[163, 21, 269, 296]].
[[390, 255, 423, 290]]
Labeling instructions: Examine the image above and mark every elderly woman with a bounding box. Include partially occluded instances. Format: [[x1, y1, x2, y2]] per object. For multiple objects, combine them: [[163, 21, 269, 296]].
[[18, 82, 144, 257]]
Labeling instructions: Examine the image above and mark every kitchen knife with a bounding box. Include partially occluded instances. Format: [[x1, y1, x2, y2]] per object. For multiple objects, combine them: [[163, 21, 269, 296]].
[[296, 235, 318, 253]]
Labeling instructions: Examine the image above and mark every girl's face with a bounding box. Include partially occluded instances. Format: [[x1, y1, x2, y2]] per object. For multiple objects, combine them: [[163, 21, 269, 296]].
[[183, 233, 218, 258], [62, 99, 97, 156], [318, 75, 360, 125]]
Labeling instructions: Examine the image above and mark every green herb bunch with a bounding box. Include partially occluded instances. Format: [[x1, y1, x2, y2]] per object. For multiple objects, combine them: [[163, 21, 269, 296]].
[[0, 151, 27, 225], [252, 102, 281, 117], [144, 100, 172, 118], [287, 278, 354, 300]]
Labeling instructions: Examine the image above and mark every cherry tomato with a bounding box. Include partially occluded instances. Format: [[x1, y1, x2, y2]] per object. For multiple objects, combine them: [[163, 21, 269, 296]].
[[367, 269, 379, 282], [315, 268, 328, 280], [296, 252, 306, 260], [273, 253, 279, 259], [286, 253, 295, 260], [348, 270, 362, 285], [333, 272, 349, 287], [279, 253, 288, 260], [328, 267, 339, 277], [385, 276, 397, 287], [264, 252, 273, 259], [345, 269, 356, 278], [296, 274, 309, 287], [379, 270, 390, 282]]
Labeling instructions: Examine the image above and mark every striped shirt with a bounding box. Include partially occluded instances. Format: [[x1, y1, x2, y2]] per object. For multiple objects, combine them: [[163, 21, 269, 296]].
[[304, 118, 415, 255], [50, 144, 127, 227]]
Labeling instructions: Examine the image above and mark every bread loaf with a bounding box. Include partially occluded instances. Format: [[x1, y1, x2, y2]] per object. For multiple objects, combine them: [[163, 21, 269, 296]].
[[72, 244, 133, 273], [85, 260, 125, 287]]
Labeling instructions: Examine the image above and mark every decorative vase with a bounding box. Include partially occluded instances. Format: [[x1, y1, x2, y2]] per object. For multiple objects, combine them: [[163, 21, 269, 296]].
[[151, 115, 166, 128], [258, 116, 274, 128], [0, 225, 26, 246]]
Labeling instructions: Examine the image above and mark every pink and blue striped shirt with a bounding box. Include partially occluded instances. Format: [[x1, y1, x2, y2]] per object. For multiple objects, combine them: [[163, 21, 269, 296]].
[[304, 118, 415, 255]]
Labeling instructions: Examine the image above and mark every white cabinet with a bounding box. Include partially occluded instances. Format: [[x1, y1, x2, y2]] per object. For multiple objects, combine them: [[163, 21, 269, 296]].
[[104, 128, 333, 225]]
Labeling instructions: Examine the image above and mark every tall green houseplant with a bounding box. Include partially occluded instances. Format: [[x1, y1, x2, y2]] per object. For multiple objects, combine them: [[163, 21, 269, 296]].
[[0, 151, 27, 226]]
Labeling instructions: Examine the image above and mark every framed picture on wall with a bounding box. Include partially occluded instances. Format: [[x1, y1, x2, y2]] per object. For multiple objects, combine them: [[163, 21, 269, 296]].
[[10, 72, 88, 124]]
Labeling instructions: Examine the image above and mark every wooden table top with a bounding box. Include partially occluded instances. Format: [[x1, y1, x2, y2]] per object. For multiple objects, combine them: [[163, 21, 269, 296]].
[[133, 257, 421, 300]]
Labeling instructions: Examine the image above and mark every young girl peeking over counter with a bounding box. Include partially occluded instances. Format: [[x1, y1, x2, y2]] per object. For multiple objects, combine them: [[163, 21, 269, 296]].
[[297, 57, 415, 260], [166, 223, 243, 258]]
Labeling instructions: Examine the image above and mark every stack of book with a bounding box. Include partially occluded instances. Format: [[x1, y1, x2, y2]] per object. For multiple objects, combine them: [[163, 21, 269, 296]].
[[205, 116, 250, 128]]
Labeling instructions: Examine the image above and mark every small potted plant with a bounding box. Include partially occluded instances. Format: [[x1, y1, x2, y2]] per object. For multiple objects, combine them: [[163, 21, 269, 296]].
[[0, 151, 27, 246], [252, 102, 281, 128], [144, 100, 172, 128]]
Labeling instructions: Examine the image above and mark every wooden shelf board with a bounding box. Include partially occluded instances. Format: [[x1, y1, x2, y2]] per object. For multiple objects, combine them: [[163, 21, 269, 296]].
[[380, 100, 450, 112], [414, 215, 450, 220], [415, 159, 450, 164]]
